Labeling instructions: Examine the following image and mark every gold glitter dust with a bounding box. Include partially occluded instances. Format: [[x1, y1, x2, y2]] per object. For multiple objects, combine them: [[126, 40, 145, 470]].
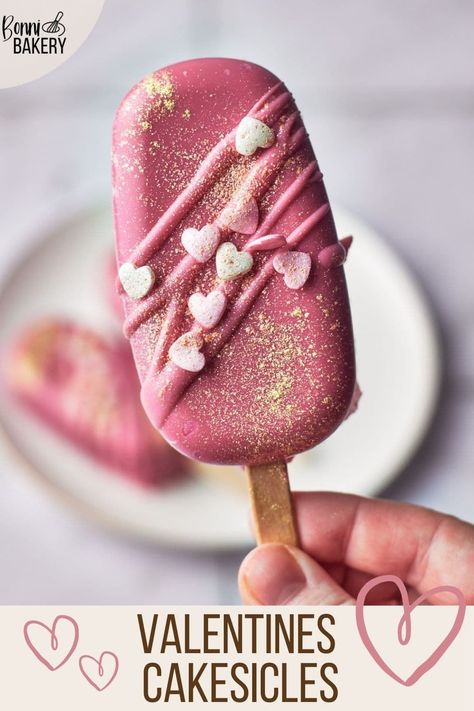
[[182, 108, 191, 119], [142, 72, 174, 100], [135, 71, 176, 130], [200, 159, 250, 216], [262, 373, 294, 411], [203, 332, 219, 345]]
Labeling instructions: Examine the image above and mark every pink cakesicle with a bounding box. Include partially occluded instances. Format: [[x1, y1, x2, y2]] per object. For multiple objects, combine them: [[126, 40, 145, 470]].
[[113, 58, 357, 541], [7, 319, 188, 487]]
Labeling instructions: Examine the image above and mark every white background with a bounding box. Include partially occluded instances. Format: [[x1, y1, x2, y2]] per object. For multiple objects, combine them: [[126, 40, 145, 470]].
[[0, 0, 473, 603]]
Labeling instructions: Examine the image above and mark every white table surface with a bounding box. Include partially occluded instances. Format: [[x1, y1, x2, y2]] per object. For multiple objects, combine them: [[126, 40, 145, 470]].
[[0, 0, 473, 604]]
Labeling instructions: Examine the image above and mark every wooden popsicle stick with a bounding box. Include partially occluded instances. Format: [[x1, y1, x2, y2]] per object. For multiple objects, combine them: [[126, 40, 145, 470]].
[[245, 461, 299, 546]]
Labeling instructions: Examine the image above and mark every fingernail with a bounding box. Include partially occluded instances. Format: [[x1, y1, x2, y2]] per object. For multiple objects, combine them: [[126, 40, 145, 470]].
[[241, 544, 307, 605]]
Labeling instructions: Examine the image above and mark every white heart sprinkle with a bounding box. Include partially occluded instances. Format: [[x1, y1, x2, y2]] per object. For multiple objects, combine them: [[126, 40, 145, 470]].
[[235, 117, 275, 156], [169, 332, 205, 372], [273, 251, 312, 289], [216, 243, 254, 281], [119, 262, 155, 300], [181, 224, 221, 263], [188, 290, 227, 330]]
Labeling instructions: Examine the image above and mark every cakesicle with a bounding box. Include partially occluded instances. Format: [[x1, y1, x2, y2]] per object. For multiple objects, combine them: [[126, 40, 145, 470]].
[[7, 319, 188, 487], [113, 58, 357, 542]]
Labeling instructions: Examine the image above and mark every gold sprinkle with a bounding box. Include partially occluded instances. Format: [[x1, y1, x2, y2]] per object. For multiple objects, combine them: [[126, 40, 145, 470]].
[[142, 71, 174, 100]]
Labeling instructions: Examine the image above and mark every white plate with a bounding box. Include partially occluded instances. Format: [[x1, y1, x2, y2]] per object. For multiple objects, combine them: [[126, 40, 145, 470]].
[[0, 204, 440, 549]]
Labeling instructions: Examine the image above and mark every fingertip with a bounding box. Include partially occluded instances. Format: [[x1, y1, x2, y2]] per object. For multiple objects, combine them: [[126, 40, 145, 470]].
[[239, 544, 306, 605], [239, 543, 355, 606]]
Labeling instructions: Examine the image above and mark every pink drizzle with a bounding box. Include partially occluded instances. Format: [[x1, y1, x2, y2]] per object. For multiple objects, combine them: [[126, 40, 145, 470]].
[[119, 84, 332, 427], [318, 235, 353, 268], [144, 203, 329, 427], [123, 108, 306, 338], [118, 83, 291, 277], [246, 234, 287, 252]]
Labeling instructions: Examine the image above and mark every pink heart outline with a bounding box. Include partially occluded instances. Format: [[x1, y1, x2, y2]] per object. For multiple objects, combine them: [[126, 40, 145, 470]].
[[24, 615, 79, 671], [356, 575, 466, 686], [79, 651, 119, 692]]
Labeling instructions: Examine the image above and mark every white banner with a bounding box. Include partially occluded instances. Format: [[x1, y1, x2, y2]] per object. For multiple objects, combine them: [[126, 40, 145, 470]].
[[0, 606, 472, 709]]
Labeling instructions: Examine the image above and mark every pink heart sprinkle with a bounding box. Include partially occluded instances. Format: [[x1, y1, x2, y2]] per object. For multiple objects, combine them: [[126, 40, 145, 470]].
[[188, 290, 227, 330], [181, 224, 221, 263], [273, 250, 312, 289], [220, 196, 259, 235], [169, 331, 205, 372]]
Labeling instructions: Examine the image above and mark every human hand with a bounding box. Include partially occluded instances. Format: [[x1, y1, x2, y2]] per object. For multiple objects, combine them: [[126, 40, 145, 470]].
[[239, 492, 474, 605]]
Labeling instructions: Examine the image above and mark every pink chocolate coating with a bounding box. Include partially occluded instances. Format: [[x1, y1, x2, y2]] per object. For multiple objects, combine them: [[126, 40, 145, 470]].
[[7, 319, 187, 487], [113, 58, 356, 466]]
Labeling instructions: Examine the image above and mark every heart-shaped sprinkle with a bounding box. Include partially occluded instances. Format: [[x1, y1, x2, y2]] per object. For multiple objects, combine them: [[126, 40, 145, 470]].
[[273, 251, 312, 289], [169, 332, 205, 372], [188, 290, 227, 330], [246, 233, 287, 253], [220, 196, 259, 235], [181, 224, 221, 263], [119, 262, 155, 300], [235, 117, 275, 156], [216, 243, 254, 281]]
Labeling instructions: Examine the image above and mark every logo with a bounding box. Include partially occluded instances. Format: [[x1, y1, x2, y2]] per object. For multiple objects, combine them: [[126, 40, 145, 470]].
[[2, 10, 67, 55]]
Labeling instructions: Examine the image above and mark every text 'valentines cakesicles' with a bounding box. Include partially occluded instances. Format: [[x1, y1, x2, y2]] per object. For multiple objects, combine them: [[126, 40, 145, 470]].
[[113, 58, 358, 545]]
